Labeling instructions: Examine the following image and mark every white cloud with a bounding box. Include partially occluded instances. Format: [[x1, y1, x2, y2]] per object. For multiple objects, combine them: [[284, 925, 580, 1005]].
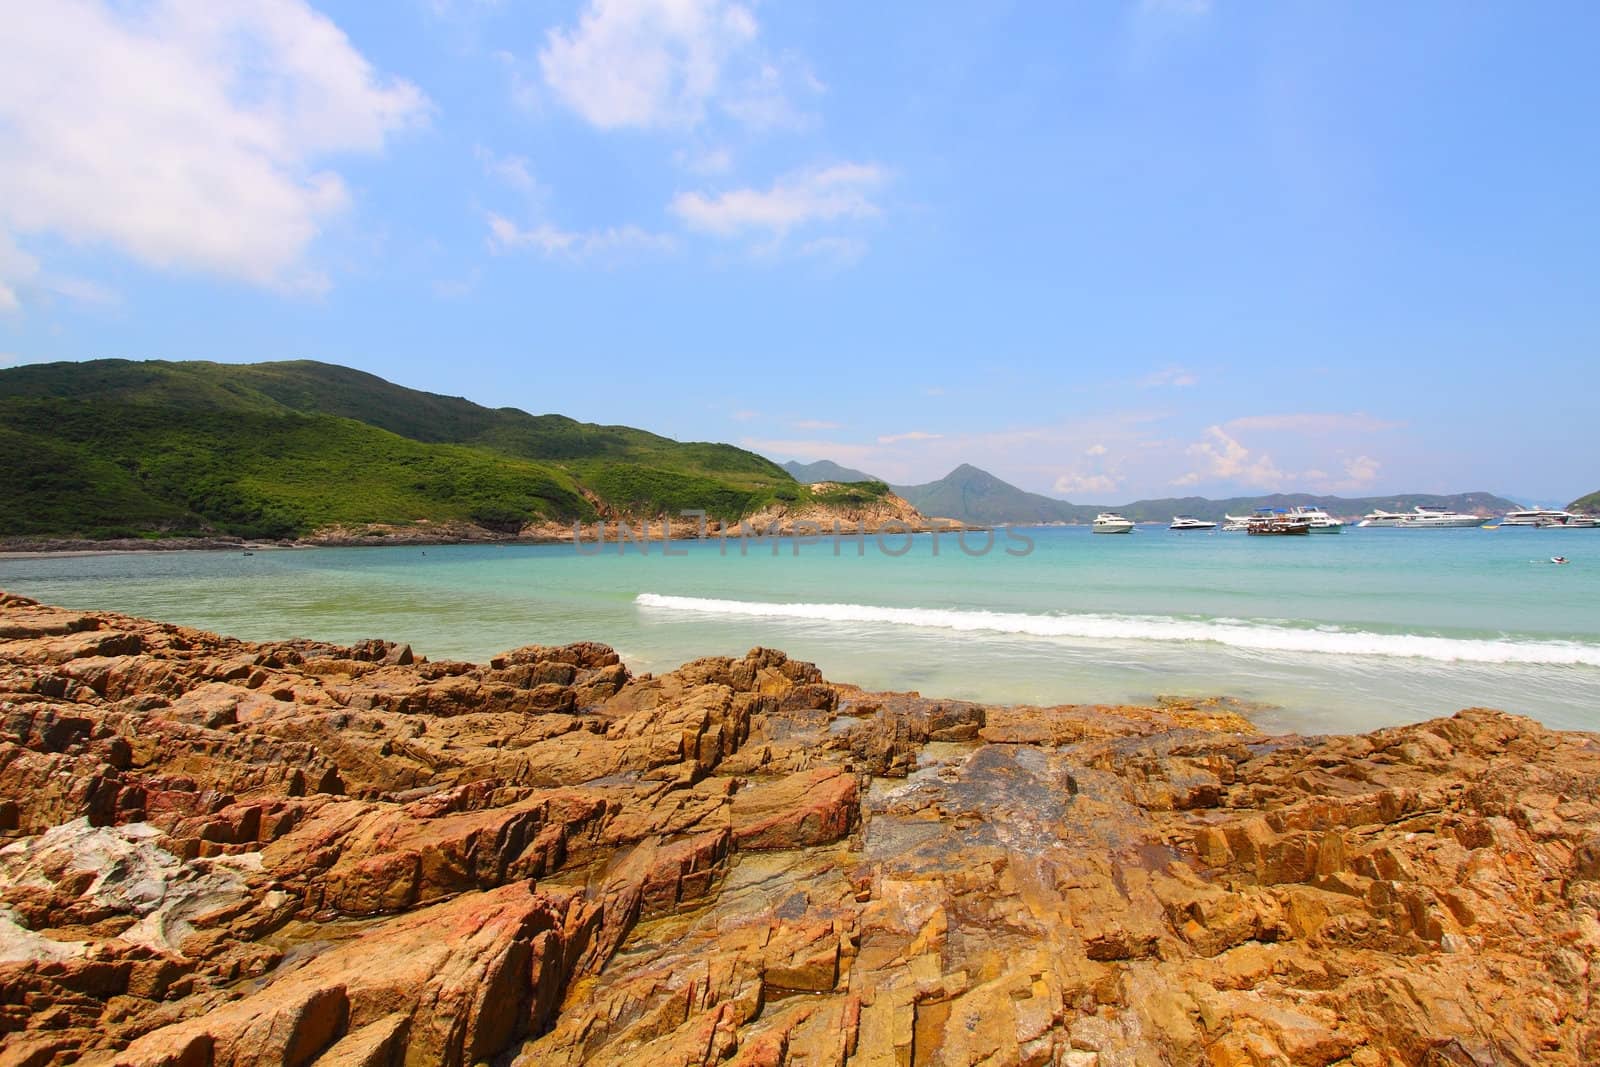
[[1310, 454, 1382, 493], [0, 231, 40, 312], [0, 0, 428, 305], [1054, 472, 1120, 497], [877, 431, 943, 445], [730, 409, 760, 422], [1185, 426, 1287, 488], [793, 418, 841, 431], [475, 146, 539, 194], [487, 214, 674, 260], [1343, 455, 1380, 485], [1224, 412, 1399, 434], [672, 163, 887, 240], [538, 0, 816, 131], [1085, 443, 1109, 456], [1137, 365, 1198, 388]]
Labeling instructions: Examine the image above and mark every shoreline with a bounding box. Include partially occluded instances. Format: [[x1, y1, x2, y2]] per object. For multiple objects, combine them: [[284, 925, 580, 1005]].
[[0, 516, 994, 560]]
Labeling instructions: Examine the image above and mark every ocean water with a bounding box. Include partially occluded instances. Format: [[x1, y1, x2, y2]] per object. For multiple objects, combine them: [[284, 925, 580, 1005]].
[[2, 524, 1597, 735]]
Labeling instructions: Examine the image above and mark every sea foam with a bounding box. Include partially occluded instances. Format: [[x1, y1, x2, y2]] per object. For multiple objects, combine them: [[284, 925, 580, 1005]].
[[635, 593, 1600, 667]]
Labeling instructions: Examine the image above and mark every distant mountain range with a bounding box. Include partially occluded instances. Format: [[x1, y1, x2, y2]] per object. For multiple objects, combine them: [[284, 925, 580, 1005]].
[[785, 459, 1521, 525], [781, 459, 879, 484]]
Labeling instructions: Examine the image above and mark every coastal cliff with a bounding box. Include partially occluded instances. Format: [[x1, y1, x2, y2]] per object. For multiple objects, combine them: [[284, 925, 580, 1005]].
[[1, 593, 1597, 1065]]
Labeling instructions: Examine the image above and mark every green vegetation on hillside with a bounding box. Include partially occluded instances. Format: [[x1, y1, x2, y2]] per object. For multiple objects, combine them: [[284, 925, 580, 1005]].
[[1570, 491, 1600, 514], [0, 359, 809, 540]]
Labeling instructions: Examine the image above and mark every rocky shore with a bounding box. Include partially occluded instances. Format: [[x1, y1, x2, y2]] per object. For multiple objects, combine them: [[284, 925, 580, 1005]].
[[1, 592, 1597, 1066]]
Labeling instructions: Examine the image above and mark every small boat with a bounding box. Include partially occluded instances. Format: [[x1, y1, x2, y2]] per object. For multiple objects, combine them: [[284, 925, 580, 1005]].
[[1246, 508, 1311, 536], [1170, 515, 1217, 531], [1552, 556, 1569, 564], [1092, 512, 1135, 534], [1221, 514, 1251, 532], [1287, 505, 1344, 533], [1565, 514, 1599, 528]]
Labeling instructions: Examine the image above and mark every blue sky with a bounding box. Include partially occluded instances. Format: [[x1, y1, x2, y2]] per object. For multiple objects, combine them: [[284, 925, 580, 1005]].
[[1, 1, 1595, 503]]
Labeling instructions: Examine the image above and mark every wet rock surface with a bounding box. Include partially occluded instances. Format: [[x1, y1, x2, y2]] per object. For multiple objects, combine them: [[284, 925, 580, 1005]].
[[1, 591, 1597, 1065]]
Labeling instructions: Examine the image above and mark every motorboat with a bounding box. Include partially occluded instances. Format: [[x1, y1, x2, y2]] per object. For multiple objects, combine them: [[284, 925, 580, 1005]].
[[1221, 514, 1251, 532], [1287, 505, 1344, 533], [1358, 506, 1484, 529], [1401, 506, 1487, 529], [1092, 512, 1135, 534], [1500, 507, 1569, 527], [1246, 508, 1311, 536], [1169, 515, 1217, 531], [1502, 507, 1597, 528]]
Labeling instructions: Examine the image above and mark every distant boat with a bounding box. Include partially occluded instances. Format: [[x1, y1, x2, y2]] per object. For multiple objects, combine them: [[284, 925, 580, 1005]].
[[1502, 507, 1597, 528], [1402, 506, 1487, 529], [1246, 508, 1311, 536], [1358, 506, 1484, 529], [1501, 507, 1564, 527], [1169, 515, 1217, 531], [1221, 514, 1251, 532], [1286, 505, 1344, 533], [1092, 512, 1135, 534]]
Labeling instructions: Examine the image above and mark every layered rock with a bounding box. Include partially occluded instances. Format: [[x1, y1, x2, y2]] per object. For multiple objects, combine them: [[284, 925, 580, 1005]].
[[1, 592, 1597, 1065]]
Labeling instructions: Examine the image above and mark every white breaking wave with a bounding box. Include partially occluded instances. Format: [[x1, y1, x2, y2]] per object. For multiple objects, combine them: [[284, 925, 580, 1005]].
[[635, 593, 1600, 668]]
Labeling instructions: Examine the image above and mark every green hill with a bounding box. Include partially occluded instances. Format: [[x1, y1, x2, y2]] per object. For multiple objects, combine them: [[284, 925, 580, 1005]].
[[781, 459, 881, 484], [893, 465, 1097, 524], [889, 463, 1518, 525], [0, 359, 820, 540], [1570, 491, 1599, 514]]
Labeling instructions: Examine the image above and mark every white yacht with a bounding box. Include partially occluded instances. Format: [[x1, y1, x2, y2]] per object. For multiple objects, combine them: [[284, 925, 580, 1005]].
[[1287, 505, 1344, 533], [1500, 507, 1595, 528], [1357, 506, 1484, 529], [1356, 509, 1408, 527], [1499, 507, 1565, 527], [1169, 515, 1217, 531], [1092, 512, 1135, 534], [1403, 506, 1487, 528], [1221, 514, 1251, 532]]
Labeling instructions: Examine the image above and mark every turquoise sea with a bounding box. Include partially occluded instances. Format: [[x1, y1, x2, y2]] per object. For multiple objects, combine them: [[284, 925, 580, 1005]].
[[3, 524, 1597, 735]]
